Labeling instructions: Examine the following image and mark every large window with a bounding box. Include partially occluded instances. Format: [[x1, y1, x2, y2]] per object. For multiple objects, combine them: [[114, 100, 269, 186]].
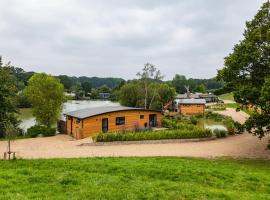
[[116, 117, 125, 125]]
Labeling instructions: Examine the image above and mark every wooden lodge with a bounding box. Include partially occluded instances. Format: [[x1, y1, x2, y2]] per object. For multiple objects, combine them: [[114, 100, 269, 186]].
[[65, 106, 162, 139], [178, 99, 206, 115]]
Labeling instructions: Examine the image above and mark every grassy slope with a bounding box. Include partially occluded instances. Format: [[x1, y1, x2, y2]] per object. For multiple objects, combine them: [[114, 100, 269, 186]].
[[0, 158, 270, 200], [218, 93, 235, 101]]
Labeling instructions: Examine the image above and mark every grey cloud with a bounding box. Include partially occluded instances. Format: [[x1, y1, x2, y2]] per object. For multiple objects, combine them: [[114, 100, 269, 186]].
[[0, 0, 265, 79]]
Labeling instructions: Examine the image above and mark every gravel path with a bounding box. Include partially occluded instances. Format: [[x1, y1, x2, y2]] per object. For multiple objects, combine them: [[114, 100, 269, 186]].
[[0, 108, 269, 159]]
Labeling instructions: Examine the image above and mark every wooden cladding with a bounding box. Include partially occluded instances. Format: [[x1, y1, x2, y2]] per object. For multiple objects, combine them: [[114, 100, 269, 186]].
[[66, 110, 162, 139]]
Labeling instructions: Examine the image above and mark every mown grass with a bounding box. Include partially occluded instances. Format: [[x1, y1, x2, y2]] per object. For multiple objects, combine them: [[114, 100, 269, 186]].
[[0, 157, 270, 200], [218, 93, 235, 101]]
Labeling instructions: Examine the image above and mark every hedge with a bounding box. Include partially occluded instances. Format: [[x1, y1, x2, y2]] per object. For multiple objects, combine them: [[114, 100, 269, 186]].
[[27, 125, 56, 138], [93, 128, 212, 142]]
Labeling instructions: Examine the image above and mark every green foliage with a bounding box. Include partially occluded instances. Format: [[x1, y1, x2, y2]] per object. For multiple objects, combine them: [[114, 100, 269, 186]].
[[4, 123, 19, 141], [195, 84, 206, 93], [17, 91, 31, 108], [161, 117, 197, 130], [217, 2, 270, 139], [213, 129, 228, 138], [202, 111, 235, 133], [218, 92, 235, 101], [0, 158, 269, 199], [27, 125, 56, 137], [190, 116, 198, 125], [118, 80, 175, 110], [24, 73, 65, 127], [94, 128, 212, 142], [0, 62, 20, 137], [81, 81, 92, 95], [234, 121, 245, 134], [211, 104, 226, 111], [171, 74, 223, 93]]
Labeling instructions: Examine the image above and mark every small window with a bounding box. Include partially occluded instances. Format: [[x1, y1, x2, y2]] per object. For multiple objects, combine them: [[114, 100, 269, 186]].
[[140, 115, 144, 119], [116, 117, 125, 125], [76, 119, 80, 124]]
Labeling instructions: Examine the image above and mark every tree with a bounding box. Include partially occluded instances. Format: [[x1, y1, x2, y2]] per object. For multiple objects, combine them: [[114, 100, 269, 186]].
[[119, 81, 141, 107], [118, 80, 175, 110], [98, 85, 111, 93], [81, 81, 92, 95], [0, 61, 20, 138], [136, 63, 164, 109], [217, 1, 270, 139], [4, 123, 17, 160], [195, 84, 206, 93], [25, 73, 65, 127], [171, 74, 187, 93], [57, 75, 73, 90]]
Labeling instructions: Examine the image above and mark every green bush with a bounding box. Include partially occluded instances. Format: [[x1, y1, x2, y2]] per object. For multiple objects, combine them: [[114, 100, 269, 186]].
[[213, 129, 227, 138], [161, 117, 197, 130], [93, 128, 212, 142], [27, 125, 56, 138], [190, 117, 198, 125], [211, 105, 226, 111], [234, 122, 244, 134]]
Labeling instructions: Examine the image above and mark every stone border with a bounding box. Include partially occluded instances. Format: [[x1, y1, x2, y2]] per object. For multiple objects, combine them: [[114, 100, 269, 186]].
[[79, 137, 216, 146]]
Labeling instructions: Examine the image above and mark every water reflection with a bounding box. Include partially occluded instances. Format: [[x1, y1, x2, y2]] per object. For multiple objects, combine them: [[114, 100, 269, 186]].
[[19, 100, 120, 131]]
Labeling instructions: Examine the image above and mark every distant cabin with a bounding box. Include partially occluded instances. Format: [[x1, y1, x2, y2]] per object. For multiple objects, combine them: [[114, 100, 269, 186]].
[[176, 93, 217, 103], [178, 99, 206, 115], [99, 92, 110, 99], [65, 106, 162, 139]]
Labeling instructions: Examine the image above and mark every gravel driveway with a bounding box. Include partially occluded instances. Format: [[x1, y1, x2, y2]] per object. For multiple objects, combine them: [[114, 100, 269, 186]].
[[0, 108, 269, 159]]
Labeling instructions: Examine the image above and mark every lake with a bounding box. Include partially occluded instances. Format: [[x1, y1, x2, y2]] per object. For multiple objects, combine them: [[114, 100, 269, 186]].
[[19, 100, 120, 131]]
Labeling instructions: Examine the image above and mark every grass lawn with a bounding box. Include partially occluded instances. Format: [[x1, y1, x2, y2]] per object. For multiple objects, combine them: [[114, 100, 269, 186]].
[[218, 93, 235, 101], [0, 158, 270, 200]]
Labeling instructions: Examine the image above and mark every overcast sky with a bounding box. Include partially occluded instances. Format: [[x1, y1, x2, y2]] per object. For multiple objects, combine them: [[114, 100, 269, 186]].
[[0, 0, 265, 80]]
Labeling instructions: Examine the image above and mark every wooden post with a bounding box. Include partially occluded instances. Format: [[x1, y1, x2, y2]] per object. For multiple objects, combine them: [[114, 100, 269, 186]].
[[8, 138, 10, 160]]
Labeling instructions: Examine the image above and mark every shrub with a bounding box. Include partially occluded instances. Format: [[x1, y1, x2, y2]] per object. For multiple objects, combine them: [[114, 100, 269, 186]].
[[161, 117, 196, 130], [93, 128, 212, 142], [213, 129, 227, 138], [211, 105, 226, 111], [234, 122, 244, 134], [27, 125, 56, 138], [190, 117, 198, 125]]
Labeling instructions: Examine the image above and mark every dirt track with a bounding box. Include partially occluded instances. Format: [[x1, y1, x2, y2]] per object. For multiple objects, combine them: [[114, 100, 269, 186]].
[[0, 108, 269, 159]]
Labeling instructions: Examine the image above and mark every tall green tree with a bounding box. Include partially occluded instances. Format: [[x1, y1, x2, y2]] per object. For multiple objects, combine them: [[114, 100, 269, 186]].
[[0, 59, 20, 138], [25, 73, 65, 127], [195, 84, 206, 93], [218, 1, 270, 139], [81, 81, 92, 95]]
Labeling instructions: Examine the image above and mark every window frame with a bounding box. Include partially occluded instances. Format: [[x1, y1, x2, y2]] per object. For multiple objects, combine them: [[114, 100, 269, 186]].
[[115, 116, 125, 125]]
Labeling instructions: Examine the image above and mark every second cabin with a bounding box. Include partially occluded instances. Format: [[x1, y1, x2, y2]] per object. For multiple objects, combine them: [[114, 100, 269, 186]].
[[65, 106, 162, 139], [178, 99, 206, 115]]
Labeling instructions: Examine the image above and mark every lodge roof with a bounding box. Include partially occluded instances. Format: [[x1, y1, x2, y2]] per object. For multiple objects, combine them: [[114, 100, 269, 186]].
[[178, 99, 206, 105], [65, 106, 160, 119]]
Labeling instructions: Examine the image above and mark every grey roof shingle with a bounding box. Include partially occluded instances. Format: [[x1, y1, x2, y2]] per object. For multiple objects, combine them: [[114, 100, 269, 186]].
[[178, 99, 206, 105], [65, 106, 157, 119]]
